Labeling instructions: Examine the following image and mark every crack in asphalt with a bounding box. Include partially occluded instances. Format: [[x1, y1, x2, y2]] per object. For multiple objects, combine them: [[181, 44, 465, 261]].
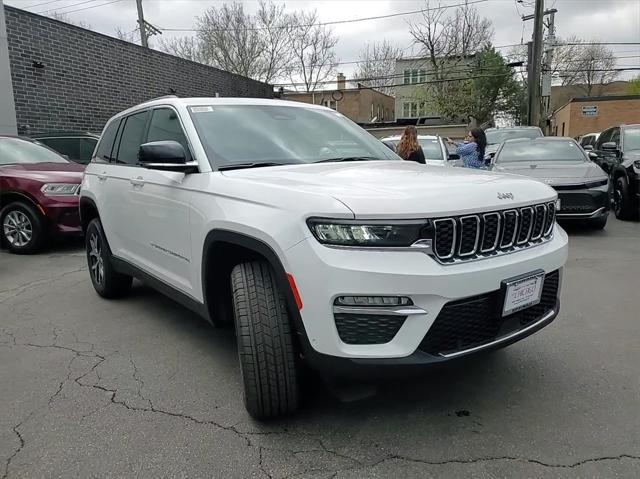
[[2, 414, 31, 479], [0, 267, 86, 303]]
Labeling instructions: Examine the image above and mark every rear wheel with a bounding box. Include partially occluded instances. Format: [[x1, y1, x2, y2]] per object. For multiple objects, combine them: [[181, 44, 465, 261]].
[[0, 202, 46, 254], [613, 176, 634, 220], [86, 218, 132, 298], [231, 261, 300, 419]]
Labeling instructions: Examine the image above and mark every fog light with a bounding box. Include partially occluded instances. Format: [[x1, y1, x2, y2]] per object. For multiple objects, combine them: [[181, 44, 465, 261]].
[[334, 296, 413, 306]]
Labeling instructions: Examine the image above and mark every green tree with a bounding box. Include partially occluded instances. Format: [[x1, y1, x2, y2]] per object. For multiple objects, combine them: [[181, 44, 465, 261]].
[[627, 76, 640, 95], [431, 47, 522, 126]]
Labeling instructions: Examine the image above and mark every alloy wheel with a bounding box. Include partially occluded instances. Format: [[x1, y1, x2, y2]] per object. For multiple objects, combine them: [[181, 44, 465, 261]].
[[2, 210, 33, 247], [88, 232, 105, 286], [613, 186, 623, 216]]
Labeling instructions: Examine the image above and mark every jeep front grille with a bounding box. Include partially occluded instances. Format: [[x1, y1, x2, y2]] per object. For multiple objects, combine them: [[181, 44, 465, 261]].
[[431, 201, 556, 264]]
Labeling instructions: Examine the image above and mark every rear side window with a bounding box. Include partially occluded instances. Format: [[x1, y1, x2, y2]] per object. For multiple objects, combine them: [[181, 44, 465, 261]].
[[79, 138, 98, 163], [38, 138, 80, 160], [115, 111, 149, 165], [146, 108, 191, 161], [95, 120, 121, 161]]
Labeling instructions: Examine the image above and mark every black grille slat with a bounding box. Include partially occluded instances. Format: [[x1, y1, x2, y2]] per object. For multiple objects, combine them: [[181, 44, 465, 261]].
[[334, 314, 406, 345], [419, 270, 560, 355], [434, 219, 456, 259], [517, 207, 533, 244], [481, 213, 501, 252], [459, 216, 480, 256], [500, 210, 518, 248], [532, 205, 546, 240], [432, 201, 556, 263]]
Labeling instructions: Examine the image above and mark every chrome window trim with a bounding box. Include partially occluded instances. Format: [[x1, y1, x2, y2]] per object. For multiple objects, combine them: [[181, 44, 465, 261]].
[[458, 215, 480, 257]]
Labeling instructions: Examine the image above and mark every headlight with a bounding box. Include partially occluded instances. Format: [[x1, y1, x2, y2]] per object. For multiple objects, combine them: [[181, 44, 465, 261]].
[[40, 183, 80, 196], [584, 179, 608, 189], [307, 218, 429, 247]]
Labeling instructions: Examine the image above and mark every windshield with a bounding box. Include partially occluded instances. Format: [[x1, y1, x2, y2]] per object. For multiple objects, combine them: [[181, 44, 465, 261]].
[[624, 128, 640, 151], [189, 104, 398, 168], [383, 138, 444, 161], [0, 137, 69, 165], [497, 140, 586, 163], [486, 129, 543, 145]]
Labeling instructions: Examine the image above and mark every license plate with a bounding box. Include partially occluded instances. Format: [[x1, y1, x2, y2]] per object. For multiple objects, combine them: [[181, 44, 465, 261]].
[[502, 271, 545, 316]]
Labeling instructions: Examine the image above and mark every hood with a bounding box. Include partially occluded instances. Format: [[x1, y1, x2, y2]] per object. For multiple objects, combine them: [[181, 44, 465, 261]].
[[493, 160, 607, 185], [0, 162, 84, 183], [221, 161, 556, 218]]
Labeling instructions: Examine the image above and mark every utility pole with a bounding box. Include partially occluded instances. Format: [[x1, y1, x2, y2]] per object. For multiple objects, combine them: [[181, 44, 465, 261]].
[[135, 0, 148, 47], [527, 0, 545, 127], [541, 9, 557, 132]]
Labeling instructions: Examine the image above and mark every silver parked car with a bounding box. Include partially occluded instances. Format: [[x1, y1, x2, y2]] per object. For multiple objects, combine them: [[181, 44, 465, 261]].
[[380, 135, 455, 166], [490, 137, 610, 229], [485, 126, 544, 160]]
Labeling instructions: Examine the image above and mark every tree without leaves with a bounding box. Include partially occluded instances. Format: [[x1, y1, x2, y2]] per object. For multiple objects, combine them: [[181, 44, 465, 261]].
[[354, 40, 404, 97], [158, 1, 294, 84], [49, 11, 91, 29], [114, 27, 138, 44], [288, 10, 338, 92]]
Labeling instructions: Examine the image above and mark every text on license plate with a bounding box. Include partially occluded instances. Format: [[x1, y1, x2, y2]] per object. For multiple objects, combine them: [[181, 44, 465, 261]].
[[503, 272, 544, 316]]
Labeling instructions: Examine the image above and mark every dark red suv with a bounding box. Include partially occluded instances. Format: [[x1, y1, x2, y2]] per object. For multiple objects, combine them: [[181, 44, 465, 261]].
[[0, 136, 84, 253]]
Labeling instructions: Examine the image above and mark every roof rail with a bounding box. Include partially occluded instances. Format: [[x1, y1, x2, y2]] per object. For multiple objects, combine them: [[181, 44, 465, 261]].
[[149, 94, 178, 101]]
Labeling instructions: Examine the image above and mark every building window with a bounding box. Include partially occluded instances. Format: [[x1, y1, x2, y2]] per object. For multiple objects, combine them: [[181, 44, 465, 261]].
[[404, 69, 411, 85], [321, 99, 337, 110], [402, 100, 429, 118], [418, 69, 426, 83], [561, 122, 565, 136]]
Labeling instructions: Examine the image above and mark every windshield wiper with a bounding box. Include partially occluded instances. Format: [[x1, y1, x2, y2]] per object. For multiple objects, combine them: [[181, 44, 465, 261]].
[[218, 162, 293, 171], [315, 156, 380, 163]]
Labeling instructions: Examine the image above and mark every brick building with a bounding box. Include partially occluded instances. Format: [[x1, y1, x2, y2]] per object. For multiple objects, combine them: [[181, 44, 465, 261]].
[[283, 74, 395, 124], [551, 95, 640, 138], [3, 5, 272, 134]]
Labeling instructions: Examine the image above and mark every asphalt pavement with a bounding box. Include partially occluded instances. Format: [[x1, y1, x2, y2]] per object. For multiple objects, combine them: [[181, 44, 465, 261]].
[[1, 218, 639, 478]]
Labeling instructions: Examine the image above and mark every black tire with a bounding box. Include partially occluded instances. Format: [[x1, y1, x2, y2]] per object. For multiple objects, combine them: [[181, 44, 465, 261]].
[[231, 261, 300, 419], [588, 215, 608, 230], [0, 201, 46, 254], [86, 218, 132, 298], [613, 176, 634, 220]]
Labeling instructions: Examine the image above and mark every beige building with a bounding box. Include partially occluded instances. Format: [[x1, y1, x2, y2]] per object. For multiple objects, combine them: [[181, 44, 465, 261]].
[[551, 95, 640, 138], [282, 74, 395, 124], [550, 81, 630, 113]]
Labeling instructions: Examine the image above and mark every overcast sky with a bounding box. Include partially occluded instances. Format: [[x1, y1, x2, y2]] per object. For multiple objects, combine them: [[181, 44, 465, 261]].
[[5, 0, 640, 83]]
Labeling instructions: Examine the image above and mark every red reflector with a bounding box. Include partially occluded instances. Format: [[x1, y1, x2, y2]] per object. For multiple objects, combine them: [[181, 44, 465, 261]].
[[287, 273, 303, 311]]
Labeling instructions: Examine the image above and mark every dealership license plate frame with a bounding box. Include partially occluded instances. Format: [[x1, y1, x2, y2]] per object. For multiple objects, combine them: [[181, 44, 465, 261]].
[[501, 269, 545, 317]]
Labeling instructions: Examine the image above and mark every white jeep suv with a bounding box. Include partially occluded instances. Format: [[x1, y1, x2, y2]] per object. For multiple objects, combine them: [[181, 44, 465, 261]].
[[80, 97, 568, 418]]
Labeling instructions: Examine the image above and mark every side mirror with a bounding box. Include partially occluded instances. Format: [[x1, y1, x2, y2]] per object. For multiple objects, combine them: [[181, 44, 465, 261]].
[[582, 144, 593, 151], [448, 153, 460, 160], [601, 142, 618, 151], [588, 152, 598, 160], [138, 141, 197, 173]]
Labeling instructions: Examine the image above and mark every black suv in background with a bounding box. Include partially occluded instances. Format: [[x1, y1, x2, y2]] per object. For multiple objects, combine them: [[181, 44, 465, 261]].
[[30, 132, 99, 165], [590, 124, 640, 220]]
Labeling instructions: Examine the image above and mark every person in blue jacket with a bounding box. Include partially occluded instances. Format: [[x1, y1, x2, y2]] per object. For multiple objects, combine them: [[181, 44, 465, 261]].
[[447, 128, 487, 169]]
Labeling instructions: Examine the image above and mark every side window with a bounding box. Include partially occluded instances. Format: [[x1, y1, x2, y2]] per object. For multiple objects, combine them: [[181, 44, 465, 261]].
[[39, 138, 80, 160], [146, 108, 192, 160], [115, 111, 149, 165], [609, 128, 620, 146], [79, 138, 98, 164], [95, 119, 121, 161]]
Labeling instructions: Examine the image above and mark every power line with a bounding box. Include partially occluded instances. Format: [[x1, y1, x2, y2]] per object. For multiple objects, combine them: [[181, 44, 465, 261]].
[[36, 0, 102, 14], [23, 0, 66, 8], [157, 0, 489, 32], [49, 0, 124, 15]]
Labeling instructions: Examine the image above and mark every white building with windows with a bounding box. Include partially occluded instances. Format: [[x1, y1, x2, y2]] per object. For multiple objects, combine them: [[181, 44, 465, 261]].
[[394, 56, 473, 124]]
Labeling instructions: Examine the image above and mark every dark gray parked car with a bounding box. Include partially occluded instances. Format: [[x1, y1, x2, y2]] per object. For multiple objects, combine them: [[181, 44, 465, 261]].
[[31, 131, 99, 165], [490, 137, 610, 229]]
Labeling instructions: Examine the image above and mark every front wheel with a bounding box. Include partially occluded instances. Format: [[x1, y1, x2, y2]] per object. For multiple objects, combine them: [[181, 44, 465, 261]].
[[613, 176, 634, 220], [86, 218, 132, 298], [231, 261, 300, 419], [0, 202, 46, 254]]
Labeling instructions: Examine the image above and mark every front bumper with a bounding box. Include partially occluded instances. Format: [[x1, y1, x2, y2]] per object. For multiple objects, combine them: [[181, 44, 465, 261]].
[[556, 189, 610, 219], [41, 196, 82, 235], [284, 225, 568, 367]]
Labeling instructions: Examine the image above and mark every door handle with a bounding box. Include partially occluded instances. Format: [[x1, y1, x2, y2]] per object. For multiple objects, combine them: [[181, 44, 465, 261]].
[[97, 172, 107, 181], [130, 176, 145, 186]]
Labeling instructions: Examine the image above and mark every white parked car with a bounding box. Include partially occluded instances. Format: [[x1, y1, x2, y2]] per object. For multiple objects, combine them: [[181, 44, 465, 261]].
[[380, 134, 455, 166], [80, 97, 568, 418]]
